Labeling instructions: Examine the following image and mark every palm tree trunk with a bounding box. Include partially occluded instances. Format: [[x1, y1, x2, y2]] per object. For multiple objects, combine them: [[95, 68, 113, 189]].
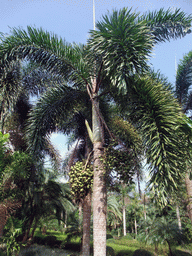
[[79, 201, 82, 232], [185, 173, 192, 223], [166, 239, 173, 256], [29, 217, 39, 240], [0, 204, 7, 237], [123, 205, 126, 236], [81, 191, 91, 256], [64, 212, 67, 230], [22, 214, 35, 242], [143, 193, 147, 221], [92, 98, 107, 256], [134, 217, 137, 236], [93, 141, 106, 256], [176, 205, 182, 230]]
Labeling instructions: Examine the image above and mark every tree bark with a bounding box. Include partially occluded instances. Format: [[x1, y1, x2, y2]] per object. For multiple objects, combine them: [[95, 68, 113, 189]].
[[93, 141, 106, 256], [92, 97, 107, 256], [185, 173, 192, 223], [81, 191, 91, 256], [0, 204, 7, 237], [79, 201, 82, 232]]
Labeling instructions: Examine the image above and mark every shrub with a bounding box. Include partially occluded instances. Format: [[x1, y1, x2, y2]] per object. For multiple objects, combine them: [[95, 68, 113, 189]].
[[0, 250, 6, 256], [107, 234, 113, 239], [117, 251, 133, 256], [33, 236, 45, 245], [43, 235, 57, 247], [171, 250, 192, 256], [133, 249, 154, 256], [106, 246, 115, 256], [60, 242, 81, 252]]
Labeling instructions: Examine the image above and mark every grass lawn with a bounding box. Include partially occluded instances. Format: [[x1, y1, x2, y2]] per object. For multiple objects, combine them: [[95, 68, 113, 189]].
[[1, 230, 192, 256], [107, 235, 192, 256], [32, 230, 192, 256]]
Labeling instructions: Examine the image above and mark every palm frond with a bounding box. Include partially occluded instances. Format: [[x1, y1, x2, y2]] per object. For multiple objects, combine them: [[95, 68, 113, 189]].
[[22, 62, 63, 97], [107, 193, 122, 221], [147, 68, 173, 91], [25, 83, 89, 157], [110, 116, 142, 152], [0, 61, 23, 130], [44, 137, 62, 172], [121, 75, 188, 194], [140, 8, 192, 43], [175, 50, 192, 110], [0, 27, 91, 89], [88, 8, 153, 92]]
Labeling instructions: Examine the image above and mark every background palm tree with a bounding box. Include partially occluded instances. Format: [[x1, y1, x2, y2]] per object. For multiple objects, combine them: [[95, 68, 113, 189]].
[[174, 50, 192, 224], [107, 193, 122, 235], [0, 7, 192, 255], [175, 51, 192, 112], [0, 61, 65, 241]]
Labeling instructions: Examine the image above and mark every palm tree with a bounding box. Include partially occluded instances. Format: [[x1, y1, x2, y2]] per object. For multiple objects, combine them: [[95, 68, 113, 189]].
[[0, 134, 33, 238], [24, 79, 111, 256], [0, 59, 62, 171], [175, 51, 192, 224], [21, 172, 74, 242], [175, 51, 192, 111], [0, 7, 192, 255], [0, 62, 64, 239], [64, 111, 93, 256], [107, 193, 122, 235], [119, 183, 135, 237], [143, 216, 186, 256]]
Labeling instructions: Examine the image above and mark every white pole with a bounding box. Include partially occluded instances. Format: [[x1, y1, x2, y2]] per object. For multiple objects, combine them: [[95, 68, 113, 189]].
[[93, 0, 96, 30]]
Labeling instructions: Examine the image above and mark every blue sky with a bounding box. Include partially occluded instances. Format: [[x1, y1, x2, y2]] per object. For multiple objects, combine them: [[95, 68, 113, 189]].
[[1, 0, 192, 158]]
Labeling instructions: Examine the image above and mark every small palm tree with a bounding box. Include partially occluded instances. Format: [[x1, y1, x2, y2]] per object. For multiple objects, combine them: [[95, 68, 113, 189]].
[[0, 133, 33, 238], [143, 216, 186, 256], [107, 193, 122, 234]]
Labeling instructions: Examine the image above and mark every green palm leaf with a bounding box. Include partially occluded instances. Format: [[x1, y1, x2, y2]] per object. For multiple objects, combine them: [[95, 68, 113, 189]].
[[140, 8, 192, 43], [116, 75, 187, 193], [175, 50, 192, 111], [0, 27, 91, 90], [88, 8, 153, 92], [25, 83, 89, 155]]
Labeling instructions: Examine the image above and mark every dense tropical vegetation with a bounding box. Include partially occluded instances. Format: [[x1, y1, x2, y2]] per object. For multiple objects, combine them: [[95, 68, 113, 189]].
[[0, 6, 192, 256]]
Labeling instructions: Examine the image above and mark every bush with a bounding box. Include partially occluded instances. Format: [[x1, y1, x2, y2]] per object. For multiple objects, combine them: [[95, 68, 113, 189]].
[[106, 246, 115, 256], [107, 234, 113, 239], [60, 242, 81, 252], [43, 235, 57, 247], [125, 233, 134, 240], [33, 236, 45, 245], [117, 251, 133, 256], [33, 235, 62, 248], [172, 250, 192, 256], [0, 250, 6, 256], [133, 249, 154, 256]]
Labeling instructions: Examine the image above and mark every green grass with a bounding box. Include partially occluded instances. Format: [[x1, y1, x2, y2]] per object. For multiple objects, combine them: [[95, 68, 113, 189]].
[[107, 236, 192, 256], [107, 237, 151, 256], [34, 229, 81, 243], [31, 230, 192, 256]]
